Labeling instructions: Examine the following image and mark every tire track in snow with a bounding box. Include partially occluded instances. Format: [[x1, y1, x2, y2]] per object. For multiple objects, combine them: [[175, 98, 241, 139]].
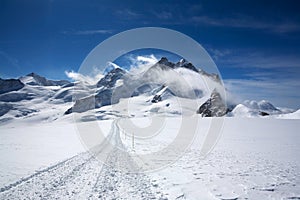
[[0, 119, 166, 199], [0, 154, 77, 193], [92, 119, 165, 199]]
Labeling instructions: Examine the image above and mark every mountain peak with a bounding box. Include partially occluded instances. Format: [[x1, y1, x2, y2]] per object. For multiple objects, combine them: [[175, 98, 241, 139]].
[[179, 58, 186, 64], [157, 57, 175, 67], [21, 72, 70, 86], [96, 67, 126, 88], [158, 57, 168, 63], [197, 89, 227, 117], [27, 72, 38, 77], [175, 59, 198, 73]]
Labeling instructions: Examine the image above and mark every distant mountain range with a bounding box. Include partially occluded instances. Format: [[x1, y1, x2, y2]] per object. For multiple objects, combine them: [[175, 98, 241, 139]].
[[0, 57, 299, 123]]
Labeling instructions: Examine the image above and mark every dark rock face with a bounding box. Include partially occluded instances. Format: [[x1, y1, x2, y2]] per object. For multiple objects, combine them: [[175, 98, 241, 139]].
[[54, 90, 73, 102], [175, 59, 199, 73], [61, 82, 75, 88], [96, 68, 125, 88], [153, 57, 199, 73], [149, 58, 220, 84], [0, 78, 24, 94], [259, 111, 270, 116], [151, 94, 162, 103], [95, 89, 114, 107], [64, 107, 72, 115], [0, 103, 13, 117], [197, 90, 227, 117], [156, 57, 199, 73], [66, 68, 125, 114], [158, 57, 175, 68], [0, 92, 34, 102], [65, 89, 115, 114]]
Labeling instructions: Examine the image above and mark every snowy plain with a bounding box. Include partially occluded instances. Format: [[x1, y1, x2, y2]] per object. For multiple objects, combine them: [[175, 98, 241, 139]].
[[0, 116, 299, 199]]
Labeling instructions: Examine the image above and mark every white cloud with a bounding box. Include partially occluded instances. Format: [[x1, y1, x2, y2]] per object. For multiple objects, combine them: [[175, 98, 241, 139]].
[[107, 62, 120, 69], [128, 54, 159, 73], [119, 54, 223, 99], [65, 69, 103, 85], [224, 78, 300, 109], [62, 29, 113, 35], [136, 55, 158, 65]]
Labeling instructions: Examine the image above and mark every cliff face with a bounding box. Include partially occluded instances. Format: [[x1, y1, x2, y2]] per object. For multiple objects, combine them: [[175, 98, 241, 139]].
[[197, 89, 227, 117]]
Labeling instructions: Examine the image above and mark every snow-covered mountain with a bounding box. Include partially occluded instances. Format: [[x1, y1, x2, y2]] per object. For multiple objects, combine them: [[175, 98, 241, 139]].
[[1, 58, 300, 200], [228, 100, 293, 117], [20, 73, 70, 86], [66, 57, 224, 116], [0, 73, 74, 123], [0, 58, 298, 123]]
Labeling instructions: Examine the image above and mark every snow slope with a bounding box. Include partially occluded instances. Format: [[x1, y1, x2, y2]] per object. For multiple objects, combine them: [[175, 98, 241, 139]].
[[229, 100, 300, 119], [277, 109, 300, 119]]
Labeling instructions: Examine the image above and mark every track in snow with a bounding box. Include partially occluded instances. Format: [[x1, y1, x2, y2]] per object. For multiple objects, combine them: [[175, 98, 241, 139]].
[[0, 119, 166, 200]]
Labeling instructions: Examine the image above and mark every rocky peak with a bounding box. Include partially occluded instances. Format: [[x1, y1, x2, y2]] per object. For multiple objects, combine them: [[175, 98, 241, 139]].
[[23, 72, 70, 86], [197, 89, 227, 117], [175, 60, 198, 73], [96, 67, 126, 88], [157, 57, 175, 68]]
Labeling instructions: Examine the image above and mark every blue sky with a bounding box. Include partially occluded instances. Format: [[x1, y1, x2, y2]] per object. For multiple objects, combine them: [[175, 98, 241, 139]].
[[0, 0, 299, 108]]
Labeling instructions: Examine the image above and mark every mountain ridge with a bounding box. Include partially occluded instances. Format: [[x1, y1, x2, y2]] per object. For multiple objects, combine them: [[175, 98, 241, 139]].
[[0, 57, 298, 122]]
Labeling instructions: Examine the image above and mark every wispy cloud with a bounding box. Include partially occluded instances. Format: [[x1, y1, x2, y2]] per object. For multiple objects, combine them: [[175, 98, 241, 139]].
[[208, 48, 300, 69], [127, 54, 158, 72], [0, 51, 20, 69], [152, 11, 173, 20], [207, 48, 232, 61], [62, 29, 113, 35], [149, 5, 300, 34], [65, 67, 104, 85], [191, 15, 300, 34], [114, 9, 141, 19], [226, 53, 300, 69], [224, 78, 300, 108]]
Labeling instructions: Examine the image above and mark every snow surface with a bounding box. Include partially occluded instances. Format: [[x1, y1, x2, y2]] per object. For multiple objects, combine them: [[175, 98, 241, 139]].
[[277, 109, 300, 119], [0, 117, 299, 199], [0, 122, 84, 187], [230, 101, 300, 119]]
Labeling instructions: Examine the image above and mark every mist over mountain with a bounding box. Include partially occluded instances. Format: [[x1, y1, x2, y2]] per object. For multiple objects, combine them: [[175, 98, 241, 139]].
[[0, 57, 298, 123], [68, 57, 224, 114]]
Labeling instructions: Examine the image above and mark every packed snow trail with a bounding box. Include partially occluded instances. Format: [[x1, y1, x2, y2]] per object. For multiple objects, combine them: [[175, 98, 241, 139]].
[[0, 119, 166, 199]]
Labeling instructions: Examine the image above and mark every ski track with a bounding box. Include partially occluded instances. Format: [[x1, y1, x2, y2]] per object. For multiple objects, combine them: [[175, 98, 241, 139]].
[[0, 119, 299, 199], [0, 120, 167, 200]]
